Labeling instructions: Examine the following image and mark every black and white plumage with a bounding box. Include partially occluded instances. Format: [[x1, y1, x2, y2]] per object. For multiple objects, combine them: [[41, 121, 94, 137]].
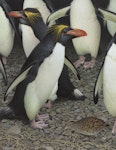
[[47, 0, 101, 69], [94, 33, 116, 135], [9, 8, 86, 102], [1, 24, 87, 129], [0, 0, 16, 85], [19, 0, 55, 57]]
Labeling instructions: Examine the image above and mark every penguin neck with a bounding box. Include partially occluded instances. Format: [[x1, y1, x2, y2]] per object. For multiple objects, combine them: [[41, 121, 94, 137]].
[[41, 32, 58, 48], [30, 18, 48, 40]]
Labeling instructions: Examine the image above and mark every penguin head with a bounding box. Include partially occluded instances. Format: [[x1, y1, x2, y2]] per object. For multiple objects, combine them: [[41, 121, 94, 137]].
[[8, 8, 42, 26], [47, 24, 87, 45]]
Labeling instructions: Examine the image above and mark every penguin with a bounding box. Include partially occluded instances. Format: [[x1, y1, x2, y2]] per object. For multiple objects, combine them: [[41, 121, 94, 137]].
[[93, 33, 116, 135], [0, 0, 16, 85], [18, 0, 55, 57], [0, 24, 87, 129], [106, 0, 116, 36], [9, 8, 86, 102], [47, 0, 101, 69]]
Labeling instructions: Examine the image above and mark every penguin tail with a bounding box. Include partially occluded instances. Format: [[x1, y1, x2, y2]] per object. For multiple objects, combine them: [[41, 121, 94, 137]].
[[0, 106, 16, 120], [71, 89, 86, 101]]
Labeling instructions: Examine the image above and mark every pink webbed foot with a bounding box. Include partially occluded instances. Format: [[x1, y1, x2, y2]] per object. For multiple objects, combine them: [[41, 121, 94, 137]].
[[83, 57, 96, 69], [30, 119, 48, 129], [43, 100, 53, 109], [112, 119, 116, 135], [74, 56, 85, 68], [35, 114, 50, 121]]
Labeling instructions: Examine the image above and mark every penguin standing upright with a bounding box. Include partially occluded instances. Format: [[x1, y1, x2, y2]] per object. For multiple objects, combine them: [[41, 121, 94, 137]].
[[70, 0, 101, 69], [47, 0, 101, 69], [0, 0, 16, 85], [106, 0, 116, 36], [94, 33, 116, 135], [1, 24, 87, 129], [9, 8, 86, 102]]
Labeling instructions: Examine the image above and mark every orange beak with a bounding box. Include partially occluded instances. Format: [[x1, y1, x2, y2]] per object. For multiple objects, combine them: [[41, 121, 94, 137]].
[[8, 11, 25, 19], [66, 29, 87, 37]]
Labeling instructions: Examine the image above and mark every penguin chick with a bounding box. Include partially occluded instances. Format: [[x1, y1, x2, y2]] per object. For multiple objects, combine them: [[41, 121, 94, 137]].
[[2, 24, 87, 129], [0, 0, 16, 85], [47, 0, 101, 69], [9, 8, 86, 102], [94, 33, 116, 135]]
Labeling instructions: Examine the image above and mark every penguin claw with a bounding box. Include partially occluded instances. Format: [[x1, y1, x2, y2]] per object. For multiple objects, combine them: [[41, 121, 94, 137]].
[[74, 56, 85, 68], [35, 114, 50, 121], [30, 119, 48, 129], [83, 58, 96, 69], [112, 119, 116, 135], [43, 100, 53, 109], [74, 59, 84, 68]]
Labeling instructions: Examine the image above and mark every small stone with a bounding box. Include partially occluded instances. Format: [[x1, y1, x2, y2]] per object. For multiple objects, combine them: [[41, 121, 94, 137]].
[[7, 125, 21, 135], [45, 146, 54, 150]]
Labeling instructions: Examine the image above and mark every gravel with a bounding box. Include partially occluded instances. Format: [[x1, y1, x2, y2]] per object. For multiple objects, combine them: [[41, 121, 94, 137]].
[[0, 35, 116, 150]]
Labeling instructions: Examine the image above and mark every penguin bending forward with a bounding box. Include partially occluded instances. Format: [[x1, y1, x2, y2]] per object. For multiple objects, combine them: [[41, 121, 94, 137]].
[[9, 8, 86, 103], [1, 24, 87, 129], [94, 33, 116, 135]]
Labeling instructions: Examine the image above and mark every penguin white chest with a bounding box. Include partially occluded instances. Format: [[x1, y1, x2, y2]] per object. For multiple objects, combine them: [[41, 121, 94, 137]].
[[23, 0, 51, 22], [24, 43, 65, 120], [103, 44, 116, 116], [20, 24, 39, 57], [70, 0, 101, 57], [0, 7, 14, 56]]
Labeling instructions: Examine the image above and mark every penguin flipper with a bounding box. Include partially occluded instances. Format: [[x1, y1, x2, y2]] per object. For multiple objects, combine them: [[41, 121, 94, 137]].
[[4, 65, 33, 100], [64, 57, 80, 80], [47, 6, 70, 25], [97, 8, 116, 23], [0, 58, 8, 85], [93, 66, 103, 104]]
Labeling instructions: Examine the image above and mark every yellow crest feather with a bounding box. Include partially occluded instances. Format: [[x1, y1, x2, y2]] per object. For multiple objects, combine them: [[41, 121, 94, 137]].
[[48, 24, 68, 40], [24, 10, 41, 24]]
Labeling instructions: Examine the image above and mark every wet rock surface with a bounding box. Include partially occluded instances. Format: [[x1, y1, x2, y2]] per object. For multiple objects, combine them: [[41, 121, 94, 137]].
[[0, 37, 116, 150]]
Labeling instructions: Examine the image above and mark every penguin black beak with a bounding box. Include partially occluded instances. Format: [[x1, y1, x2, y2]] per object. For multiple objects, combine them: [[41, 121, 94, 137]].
[[8, 11, 25, 19], [66, 29, 87, 37]]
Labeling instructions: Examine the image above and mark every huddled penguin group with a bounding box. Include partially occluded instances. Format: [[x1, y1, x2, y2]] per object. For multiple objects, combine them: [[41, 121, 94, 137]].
[[0, 0, 116, 134]]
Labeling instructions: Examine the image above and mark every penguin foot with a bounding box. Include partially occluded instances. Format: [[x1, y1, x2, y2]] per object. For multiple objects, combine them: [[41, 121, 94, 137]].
[[112, 119, 116, 135], [43, 100, 53, 109], [35, 114, 50, 121], [83, 57, 96, 69], [30, 119, 48, 129], [74, 56, 85, 68]]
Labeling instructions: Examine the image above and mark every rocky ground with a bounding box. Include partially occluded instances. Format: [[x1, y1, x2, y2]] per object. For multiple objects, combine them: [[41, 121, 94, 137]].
[[0, 34, 116, 150]]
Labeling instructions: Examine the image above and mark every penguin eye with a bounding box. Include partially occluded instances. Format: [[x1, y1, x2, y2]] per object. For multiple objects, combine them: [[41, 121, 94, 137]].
[[63, 28, 69, 33]]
